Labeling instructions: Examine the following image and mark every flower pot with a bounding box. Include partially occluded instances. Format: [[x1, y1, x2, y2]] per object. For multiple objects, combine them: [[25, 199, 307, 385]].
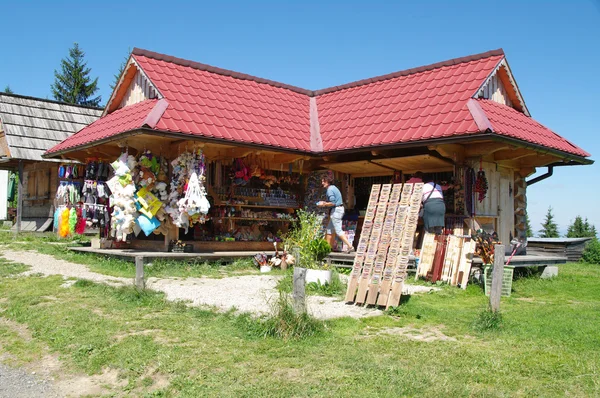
[[260, 265, 272, 273], [305, 269, 332, 285]]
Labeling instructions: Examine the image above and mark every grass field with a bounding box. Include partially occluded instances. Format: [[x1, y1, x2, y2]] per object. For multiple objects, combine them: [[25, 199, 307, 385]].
[[0, 234, 599, 397]]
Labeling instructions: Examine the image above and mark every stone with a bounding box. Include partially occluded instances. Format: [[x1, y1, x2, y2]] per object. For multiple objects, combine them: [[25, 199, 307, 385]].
[[541, 266, 559, 279]]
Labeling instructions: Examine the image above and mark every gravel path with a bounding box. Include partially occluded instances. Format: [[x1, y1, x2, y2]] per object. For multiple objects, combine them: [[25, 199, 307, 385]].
[[1, 249, 435, 320], [1, 250, 384, 319], [0, 363, 60, 398]]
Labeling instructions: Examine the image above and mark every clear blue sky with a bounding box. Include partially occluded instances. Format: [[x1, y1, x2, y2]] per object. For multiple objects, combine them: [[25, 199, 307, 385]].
[[2, 0, 599, 235]]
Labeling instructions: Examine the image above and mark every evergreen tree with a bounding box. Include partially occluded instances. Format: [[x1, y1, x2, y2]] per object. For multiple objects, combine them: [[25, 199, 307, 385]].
[[110, 48, 131, 91], [3, 85, 13, 94], [539, 206, 559, 238], [525, 212, 534, 238], [51, 43, 101, 107], [566, 216, 597, 238]]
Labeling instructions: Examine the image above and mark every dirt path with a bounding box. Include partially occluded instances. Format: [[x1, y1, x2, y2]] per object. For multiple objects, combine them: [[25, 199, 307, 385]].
[[1, 249, 391, 319]]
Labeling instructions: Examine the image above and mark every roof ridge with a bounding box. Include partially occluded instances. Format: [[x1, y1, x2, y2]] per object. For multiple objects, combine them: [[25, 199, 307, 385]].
[[0, 92, 104, 111], [132, 48, 314, 96], [132, 47, 504, 98], [314, 49, 505, 96]]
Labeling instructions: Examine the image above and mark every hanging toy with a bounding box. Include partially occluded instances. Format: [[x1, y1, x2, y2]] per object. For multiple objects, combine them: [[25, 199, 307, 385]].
[[76, 208, 87, 234], [69, 207, 77, 235], [53, 207, 61, 230], [59, 208, 71, 238]]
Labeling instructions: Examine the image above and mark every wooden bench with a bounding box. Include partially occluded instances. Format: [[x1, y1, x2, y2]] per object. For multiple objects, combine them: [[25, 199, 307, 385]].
[[472, 254, 566, 278]]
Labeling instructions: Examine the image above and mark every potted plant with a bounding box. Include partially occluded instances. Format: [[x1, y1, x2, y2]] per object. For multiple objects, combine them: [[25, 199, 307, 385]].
[[284, 209, 332, 285], [305, 238, 332, 285]]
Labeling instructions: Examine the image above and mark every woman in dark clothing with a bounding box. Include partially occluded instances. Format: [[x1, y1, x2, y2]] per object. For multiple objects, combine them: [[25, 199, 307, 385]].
[[421, 175, 445, 234]]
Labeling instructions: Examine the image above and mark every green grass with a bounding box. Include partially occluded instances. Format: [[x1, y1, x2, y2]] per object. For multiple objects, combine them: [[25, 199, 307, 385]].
[[0, 261, 599, 396], [0, 257, 30, 277], [0, 232, 259, 279]]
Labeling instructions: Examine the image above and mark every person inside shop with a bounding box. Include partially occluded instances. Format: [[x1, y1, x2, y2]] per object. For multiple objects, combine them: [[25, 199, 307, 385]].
[[420, 173, 446, 235], [317, 176, 355, 253]]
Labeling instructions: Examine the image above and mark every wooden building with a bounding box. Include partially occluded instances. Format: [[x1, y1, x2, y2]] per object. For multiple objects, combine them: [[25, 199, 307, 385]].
[[43, 48, 592, 251], [0, 93, 102, 231]]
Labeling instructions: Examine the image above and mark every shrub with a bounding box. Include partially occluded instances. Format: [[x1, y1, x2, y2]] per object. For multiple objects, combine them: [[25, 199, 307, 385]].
[[247, 292, 324, 340], [581, 238, 600, 264], [472, 306, 503, 332]]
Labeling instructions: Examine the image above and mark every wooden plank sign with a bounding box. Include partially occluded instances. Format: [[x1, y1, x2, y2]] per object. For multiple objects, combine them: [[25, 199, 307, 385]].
[[386, 183, 423, 308], [345, 184, 381, 302], [355, 184, 391, 304], [366, 184, 401, 305]]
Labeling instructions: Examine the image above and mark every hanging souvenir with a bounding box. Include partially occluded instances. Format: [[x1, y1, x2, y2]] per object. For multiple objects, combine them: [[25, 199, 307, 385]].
[[166, 149, 210, 233]]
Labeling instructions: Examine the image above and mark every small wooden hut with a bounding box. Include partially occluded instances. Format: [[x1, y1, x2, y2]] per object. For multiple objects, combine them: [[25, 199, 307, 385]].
[[0, 93, 102, 231]]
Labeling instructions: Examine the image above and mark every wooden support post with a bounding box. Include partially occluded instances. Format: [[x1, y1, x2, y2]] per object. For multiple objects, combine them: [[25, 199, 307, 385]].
[[135, 256, 145, 289], [490, 244, 505, 312], [15, 160, 23, 235], [292, 267, 306, 314]]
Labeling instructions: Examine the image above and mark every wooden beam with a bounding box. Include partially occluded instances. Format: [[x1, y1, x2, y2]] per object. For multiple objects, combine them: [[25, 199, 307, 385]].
[[518, 154, 560, 168], [15, 160, 23, 234], [493, 148, 537, 161], [428, 144, 465, 163], [465, 143, 510, 157], [518, 167, 535, 178]]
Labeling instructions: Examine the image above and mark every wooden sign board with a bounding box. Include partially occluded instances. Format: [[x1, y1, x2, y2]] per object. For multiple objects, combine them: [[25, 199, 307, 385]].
[[345, 182, 424, 308]]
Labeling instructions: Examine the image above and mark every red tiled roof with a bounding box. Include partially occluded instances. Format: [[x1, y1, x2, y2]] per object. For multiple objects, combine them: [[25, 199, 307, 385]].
[[475, 99, 590, 157], [135, 52, 311, 151], [47, 99, 159, 153], [46, 48, 591, 160], [317, 54, 502, 151]]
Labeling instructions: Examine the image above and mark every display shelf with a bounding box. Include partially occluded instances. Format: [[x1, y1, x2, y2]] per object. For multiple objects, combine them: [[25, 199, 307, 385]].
[[213, 217, 295, 222], [217, 204, 299, 210]]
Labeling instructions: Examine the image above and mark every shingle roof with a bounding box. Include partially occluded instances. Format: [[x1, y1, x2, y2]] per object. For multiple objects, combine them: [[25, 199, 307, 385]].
[[475, 99, 590, 157], [47, 99, 160, 154], [317, 53, 502, 151], [135, 53, 311, 151], [45, 48, 591, 160], [0, 93, 102, 161]]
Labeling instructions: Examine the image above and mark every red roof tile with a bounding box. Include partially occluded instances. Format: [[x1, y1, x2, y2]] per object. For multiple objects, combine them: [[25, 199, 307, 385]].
[[46, 99, 159, 154], [475, 99, 590, 157], [133, 53, 311, 152], [46, 48, 590, 160]]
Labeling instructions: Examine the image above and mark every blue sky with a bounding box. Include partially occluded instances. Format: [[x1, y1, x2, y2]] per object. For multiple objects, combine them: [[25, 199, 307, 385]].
[[2, 0, 599, 235]]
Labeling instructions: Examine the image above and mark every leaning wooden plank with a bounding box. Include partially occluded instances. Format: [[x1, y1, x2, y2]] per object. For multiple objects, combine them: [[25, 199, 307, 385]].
[[377, 199, 408, 306], [449, 237, 464, 286], [355, 192, 389, 304], [458, 238, 476, 289], [441, 235, 457, 283], [387, 183, 422, 308], [416, 232, 436, 278], [344, 184, 381, 302], [366, 184, 401, 305]]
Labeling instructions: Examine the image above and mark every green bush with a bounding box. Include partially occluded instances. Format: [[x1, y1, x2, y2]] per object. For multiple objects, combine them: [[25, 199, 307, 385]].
[[472, 306, 503, 332], [244, 292, 324, 340], [307, 238, 331, 262], [581, 238, 600, 264]]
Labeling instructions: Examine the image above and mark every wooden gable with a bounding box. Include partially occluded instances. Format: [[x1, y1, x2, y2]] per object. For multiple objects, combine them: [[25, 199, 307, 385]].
[[104, 57, 161, 115], [476, 59, 529, 116]]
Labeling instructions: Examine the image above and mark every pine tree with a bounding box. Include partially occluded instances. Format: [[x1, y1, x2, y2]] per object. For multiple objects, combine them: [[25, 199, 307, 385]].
[[51, 43, 101, 107], [539, 206, 559, 238], [110, 48, 131, 91], [567, 216, 586, 238], [3, 85, 13, 94], [566, 216, 597, 238], [525, 212, 534, 238]]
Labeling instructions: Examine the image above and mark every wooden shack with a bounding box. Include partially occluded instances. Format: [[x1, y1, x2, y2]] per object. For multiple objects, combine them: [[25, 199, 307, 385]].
[[0, 93, 102, 231], [527, 238, 593, 262], [43, 48, 592, 251]]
